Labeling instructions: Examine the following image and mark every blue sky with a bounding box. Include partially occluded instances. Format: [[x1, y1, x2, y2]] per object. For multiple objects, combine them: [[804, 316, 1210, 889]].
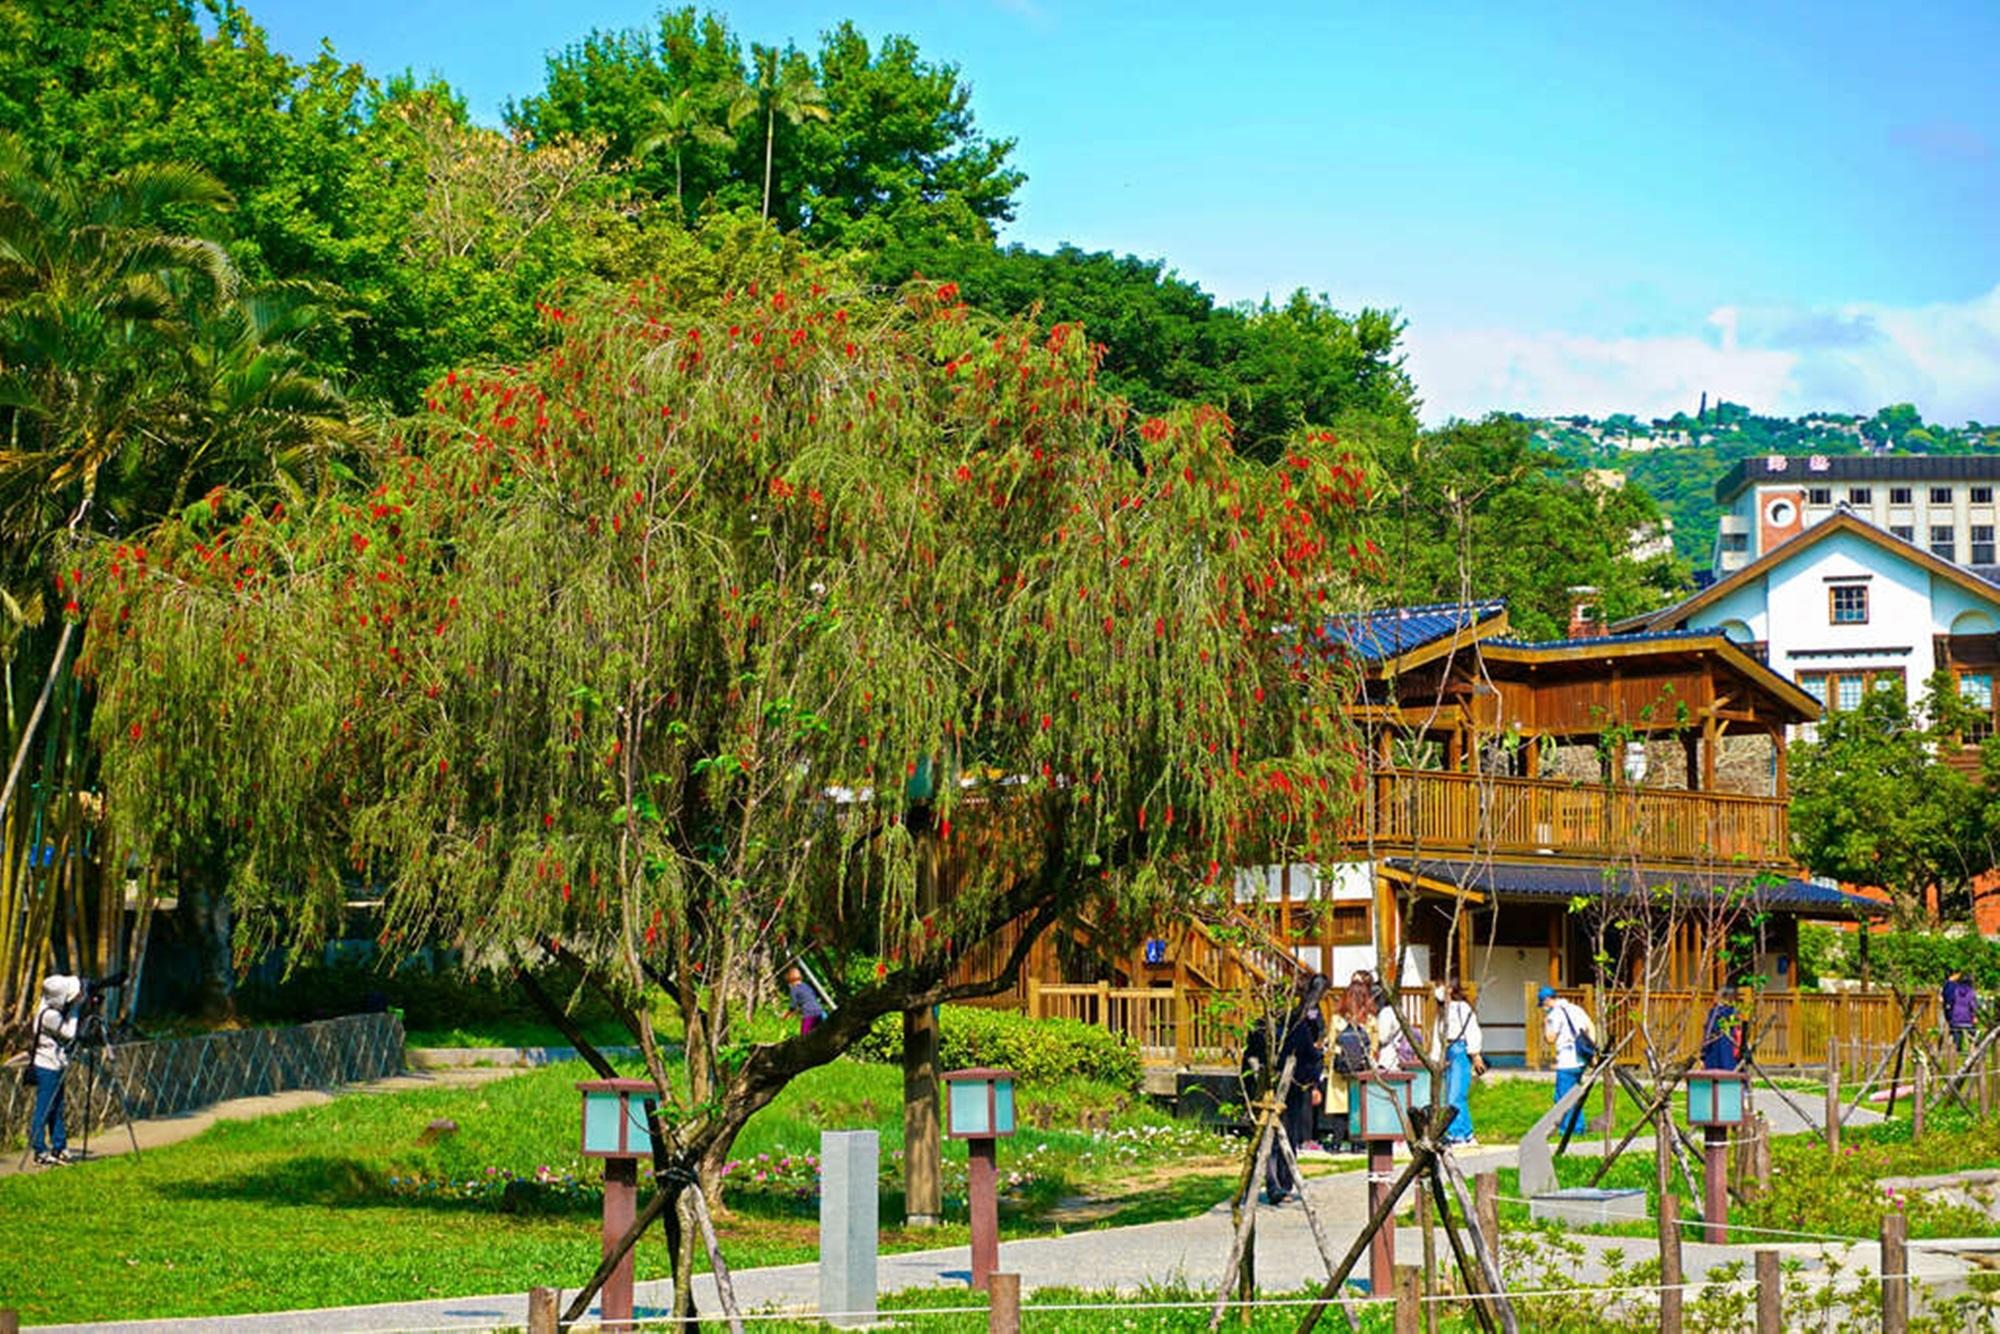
[[253, 0, 2000, 424]]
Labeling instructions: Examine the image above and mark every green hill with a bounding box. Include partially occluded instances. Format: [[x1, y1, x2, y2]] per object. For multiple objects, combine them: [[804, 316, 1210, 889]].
[[1529, 403, 2000, 565]]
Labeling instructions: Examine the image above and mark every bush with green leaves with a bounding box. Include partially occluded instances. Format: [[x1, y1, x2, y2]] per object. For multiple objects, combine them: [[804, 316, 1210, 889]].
[[853, 1004, 1141, 1090]]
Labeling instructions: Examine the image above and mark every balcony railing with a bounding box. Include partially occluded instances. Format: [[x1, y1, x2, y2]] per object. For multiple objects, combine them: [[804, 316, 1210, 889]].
[[1360, 769, 1792, 868]]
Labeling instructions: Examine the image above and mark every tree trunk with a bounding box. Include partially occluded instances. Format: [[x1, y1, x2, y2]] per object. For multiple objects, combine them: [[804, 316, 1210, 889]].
[[180, 859, 235, 1022], [903, 1004, 942, 1225], [761, 105, 774, 221]]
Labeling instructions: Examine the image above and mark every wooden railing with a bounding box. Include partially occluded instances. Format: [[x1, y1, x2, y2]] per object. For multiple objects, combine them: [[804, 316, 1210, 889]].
[[1027, 980, 1432, 1068], [1522, 984, 1940, 1077], [1364, 769, 1791, 867]]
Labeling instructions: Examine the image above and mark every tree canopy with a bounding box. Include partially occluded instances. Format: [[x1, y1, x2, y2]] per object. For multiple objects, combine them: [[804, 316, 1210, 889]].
[[82, 272, 1374, 1197]]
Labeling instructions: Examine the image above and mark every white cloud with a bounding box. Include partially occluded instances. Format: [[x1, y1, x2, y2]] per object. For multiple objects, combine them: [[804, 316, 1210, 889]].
[[1408, 283, 2000, 427]]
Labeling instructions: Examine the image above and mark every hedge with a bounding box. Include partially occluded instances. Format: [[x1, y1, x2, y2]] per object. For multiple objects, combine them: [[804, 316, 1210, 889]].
[[852, 1004, 1142, 1090]]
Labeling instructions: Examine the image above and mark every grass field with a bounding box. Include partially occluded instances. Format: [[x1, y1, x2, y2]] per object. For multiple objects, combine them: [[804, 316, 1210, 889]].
[[0, 1059, 1238, 1325]]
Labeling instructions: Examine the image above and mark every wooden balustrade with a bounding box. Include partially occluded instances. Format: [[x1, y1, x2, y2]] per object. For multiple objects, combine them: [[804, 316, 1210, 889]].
[[1520, 984, 1938, 1077], [1363, 769, 1791, 867]]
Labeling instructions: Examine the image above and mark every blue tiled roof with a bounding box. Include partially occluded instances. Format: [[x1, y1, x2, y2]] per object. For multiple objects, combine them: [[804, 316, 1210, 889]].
[[1320, 600, 1506, 663], [1385, 857, 1886, 917]]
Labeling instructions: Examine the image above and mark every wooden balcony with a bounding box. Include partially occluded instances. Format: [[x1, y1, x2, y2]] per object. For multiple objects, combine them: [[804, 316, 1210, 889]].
[[1360, 769, 1792, 869]]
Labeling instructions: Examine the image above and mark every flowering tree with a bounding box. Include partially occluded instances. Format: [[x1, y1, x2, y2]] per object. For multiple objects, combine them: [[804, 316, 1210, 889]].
[[81, 271, 1371, 1308]]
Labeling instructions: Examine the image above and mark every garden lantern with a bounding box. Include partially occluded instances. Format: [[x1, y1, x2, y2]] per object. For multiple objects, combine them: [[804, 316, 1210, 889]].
[[1350, 1069, 1432, 1295], [1686, 1069, 1747, 1243], [577, 1078, 658, 1328], [943, 1068, 1017, 1289]]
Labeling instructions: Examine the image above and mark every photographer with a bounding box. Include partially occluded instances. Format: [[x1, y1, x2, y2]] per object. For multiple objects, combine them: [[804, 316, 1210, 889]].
[[27, 974, 83, 1166]]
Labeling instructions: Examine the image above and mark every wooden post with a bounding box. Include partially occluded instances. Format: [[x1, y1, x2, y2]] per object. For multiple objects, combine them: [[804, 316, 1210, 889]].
[[1393, 1264, 1421, 1334], [1753, 1114, 1772, 1194], [1755, 1250, 1781, 1334], [1369, 1140, 1397, 1297], [1026, 977, 1041, 1020], [1475, 1171, 1500, 1271], [1603, 1060, 1615, 1156], [1658, 1191, 1684, 1334], [1096, 979, 1112, 1031], [1826, 1058, 1841, 1157], [1702, 1125, 1729, 1244], [1984, 1042, 1994, 1120], [527, 1288, 557, 1334], [1416, 1185, 1438, 1334], [0, 1311, 17, 1334], [1175, 984, 1190, 1067], [987, 1272, 1021, 1334], [1882, 1210, 1909, 1334]]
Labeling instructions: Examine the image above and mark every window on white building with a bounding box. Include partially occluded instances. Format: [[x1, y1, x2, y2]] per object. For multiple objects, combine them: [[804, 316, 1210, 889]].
[[1798, 669, 1905, 711], [1808, 487, 1833, 506], [1974, 526, 1995, 565], [1891, 487, 1913, 505], [1891, 525, 1915, 542], [1933, 487, 1955, 504], [1829, 585, 1869, 624], [1932, 526, 1958, 562], [1959, 673, 1996, 741], [1975, 487, 1994, 504]]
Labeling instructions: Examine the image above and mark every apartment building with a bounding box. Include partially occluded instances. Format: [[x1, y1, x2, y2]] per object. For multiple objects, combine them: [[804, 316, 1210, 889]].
[[1712, 455, 2000, 575]]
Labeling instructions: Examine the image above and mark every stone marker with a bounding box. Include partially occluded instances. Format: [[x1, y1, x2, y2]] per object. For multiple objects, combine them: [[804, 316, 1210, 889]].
[[821, 1129, 879, 1328], [1517, 1080, 1591, 1198]]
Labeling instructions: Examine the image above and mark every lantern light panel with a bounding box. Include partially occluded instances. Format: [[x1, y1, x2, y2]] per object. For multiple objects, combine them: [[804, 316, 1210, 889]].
[[942, 1068, 1018, 1139], [1686, 1071, 1748, 1127]]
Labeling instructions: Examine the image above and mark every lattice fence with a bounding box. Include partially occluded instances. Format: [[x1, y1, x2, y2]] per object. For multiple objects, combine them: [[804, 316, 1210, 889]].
[[2, 1012, 404, 1145]]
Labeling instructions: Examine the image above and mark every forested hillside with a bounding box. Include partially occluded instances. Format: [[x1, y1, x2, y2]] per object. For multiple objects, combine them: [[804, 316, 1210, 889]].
[[1532, 403, 2000, 564]]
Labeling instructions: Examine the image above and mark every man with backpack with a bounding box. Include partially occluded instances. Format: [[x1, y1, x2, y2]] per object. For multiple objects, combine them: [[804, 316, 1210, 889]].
[[1538, 984, 1596, 1137]]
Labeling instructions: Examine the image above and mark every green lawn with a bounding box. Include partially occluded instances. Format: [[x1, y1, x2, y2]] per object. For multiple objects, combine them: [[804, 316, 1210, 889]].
[[0, 1059, 1240, 1325]]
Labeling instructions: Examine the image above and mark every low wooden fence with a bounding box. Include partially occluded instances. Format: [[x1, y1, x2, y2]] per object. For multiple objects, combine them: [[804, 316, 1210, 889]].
[[2, 1011, 404, 1145], [1026, 980, 1436, 1067], [1522, 985, 1938, 1076]]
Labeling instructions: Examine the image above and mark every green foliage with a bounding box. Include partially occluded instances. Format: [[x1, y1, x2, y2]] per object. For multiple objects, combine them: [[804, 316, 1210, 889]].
[[1790, 679, 1998, 921], [864, 241, 1420, 463], [1377, 414, 1690, 638], [852, 1005, 1142, 1089], [512, 9, 1021, 244], [1532, 401, 2000, 564], [1824, 928, 2000, 991], [235, 960, 620, 1036]]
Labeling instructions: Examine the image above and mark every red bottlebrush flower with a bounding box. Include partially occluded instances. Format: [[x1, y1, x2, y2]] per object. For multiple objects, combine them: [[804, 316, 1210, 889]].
[[128, 723, 143, 741], [351, 533, 370, 555], [437, 759, 449, 775], [561, 882, 572, 903], [874, 960, 888, 979], [1139, 417, 1170, 444], [939, 818, 952, 840], [544, 813, 554, 829], [936, 282, 959, 304], [1040, 713, 1051, 730], [62, 599, 79, 616]]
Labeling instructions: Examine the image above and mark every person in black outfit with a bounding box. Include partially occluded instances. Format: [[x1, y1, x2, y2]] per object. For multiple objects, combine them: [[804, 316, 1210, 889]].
[[1243, 973, 1329, 1204]]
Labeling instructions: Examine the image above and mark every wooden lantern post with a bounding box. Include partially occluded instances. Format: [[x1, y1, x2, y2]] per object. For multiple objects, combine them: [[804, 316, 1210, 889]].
[[577, 1077, 661, 1329], [943, 1067, 1018, 1290], [1686, 1069, 1747, 1244], [1353, 1068, 1431, 1296]]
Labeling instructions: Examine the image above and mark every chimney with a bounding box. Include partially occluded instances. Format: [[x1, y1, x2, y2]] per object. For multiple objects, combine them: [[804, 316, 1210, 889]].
[[1568, 586, 1605, 639]]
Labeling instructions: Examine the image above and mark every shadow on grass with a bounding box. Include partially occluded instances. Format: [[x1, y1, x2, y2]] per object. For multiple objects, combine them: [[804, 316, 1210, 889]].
[[158, 1155, 601, 1218]]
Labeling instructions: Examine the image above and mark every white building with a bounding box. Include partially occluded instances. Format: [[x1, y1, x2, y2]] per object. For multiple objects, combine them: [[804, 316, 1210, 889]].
[[1627, 509, 2000, 731], [1712, 455, 2000, 575]]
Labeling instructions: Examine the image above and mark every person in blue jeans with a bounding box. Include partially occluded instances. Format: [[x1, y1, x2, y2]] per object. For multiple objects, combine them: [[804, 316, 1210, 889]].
[[1428, 981, 1487, 1145], [27, 975, 82, 1166], [1538, 985, 1595, 1137]]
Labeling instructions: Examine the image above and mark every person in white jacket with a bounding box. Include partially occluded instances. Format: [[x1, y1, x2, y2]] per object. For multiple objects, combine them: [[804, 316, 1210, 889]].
[[1539, 984, 1596, 1138], [28, 975, 81, 1165], [1429, 982, 1487, 1145]]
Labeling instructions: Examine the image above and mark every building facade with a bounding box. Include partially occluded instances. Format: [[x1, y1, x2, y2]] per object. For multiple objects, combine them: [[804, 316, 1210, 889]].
[[1712, 455, 2000, 575]]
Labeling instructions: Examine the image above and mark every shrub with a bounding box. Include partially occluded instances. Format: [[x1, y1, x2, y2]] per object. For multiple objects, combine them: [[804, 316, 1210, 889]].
[[1832, 928, 2000, 991], [237, 960, 619, 1035], [851, 1004, 1142, 1090]]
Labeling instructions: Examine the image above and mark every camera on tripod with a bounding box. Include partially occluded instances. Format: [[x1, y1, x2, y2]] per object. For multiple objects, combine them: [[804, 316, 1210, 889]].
[[76, 972, 127, 1011]]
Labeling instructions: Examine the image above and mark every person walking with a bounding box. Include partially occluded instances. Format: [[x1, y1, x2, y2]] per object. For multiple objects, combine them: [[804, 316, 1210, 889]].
[[1538, 985, 1595, 1137], [27, 974, 82, 1166], [1244, 973, 1327, 1203], [785, 965, 825, 1036], [1700, 988, 1745, 1071], [1430, 981, 1487, 1145], [1944, 969, 1979, 1055]]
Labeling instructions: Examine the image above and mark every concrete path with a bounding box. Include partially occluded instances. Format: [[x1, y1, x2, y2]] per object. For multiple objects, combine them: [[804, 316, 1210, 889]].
[[1, 1066, 518, 1179]]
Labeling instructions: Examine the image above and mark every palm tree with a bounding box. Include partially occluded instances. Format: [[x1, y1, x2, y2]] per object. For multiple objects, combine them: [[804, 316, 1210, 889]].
[[635, 89, 735, 217], [725, 46, 832, 223]]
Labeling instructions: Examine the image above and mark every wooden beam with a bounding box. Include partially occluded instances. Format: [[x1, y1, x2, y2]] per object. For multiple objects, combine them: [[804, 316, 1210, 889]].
[[1701, 716, 1719, 791]]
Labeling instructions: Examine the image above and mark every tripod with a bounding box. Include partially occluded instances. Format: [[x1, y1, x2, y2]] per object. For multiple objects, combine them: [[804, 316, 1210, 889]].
[[74, 1012, 142, 1162]]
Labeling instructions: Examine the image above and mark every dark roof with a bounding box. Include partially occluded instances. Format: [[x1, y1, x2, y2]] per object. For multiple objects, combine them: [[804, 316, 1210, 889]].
[[1715, 454, 2000, 504], [1319, 600, 1505, 663], [1384, 857, 1888, 918], [1484, 627, 1722, 653]]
